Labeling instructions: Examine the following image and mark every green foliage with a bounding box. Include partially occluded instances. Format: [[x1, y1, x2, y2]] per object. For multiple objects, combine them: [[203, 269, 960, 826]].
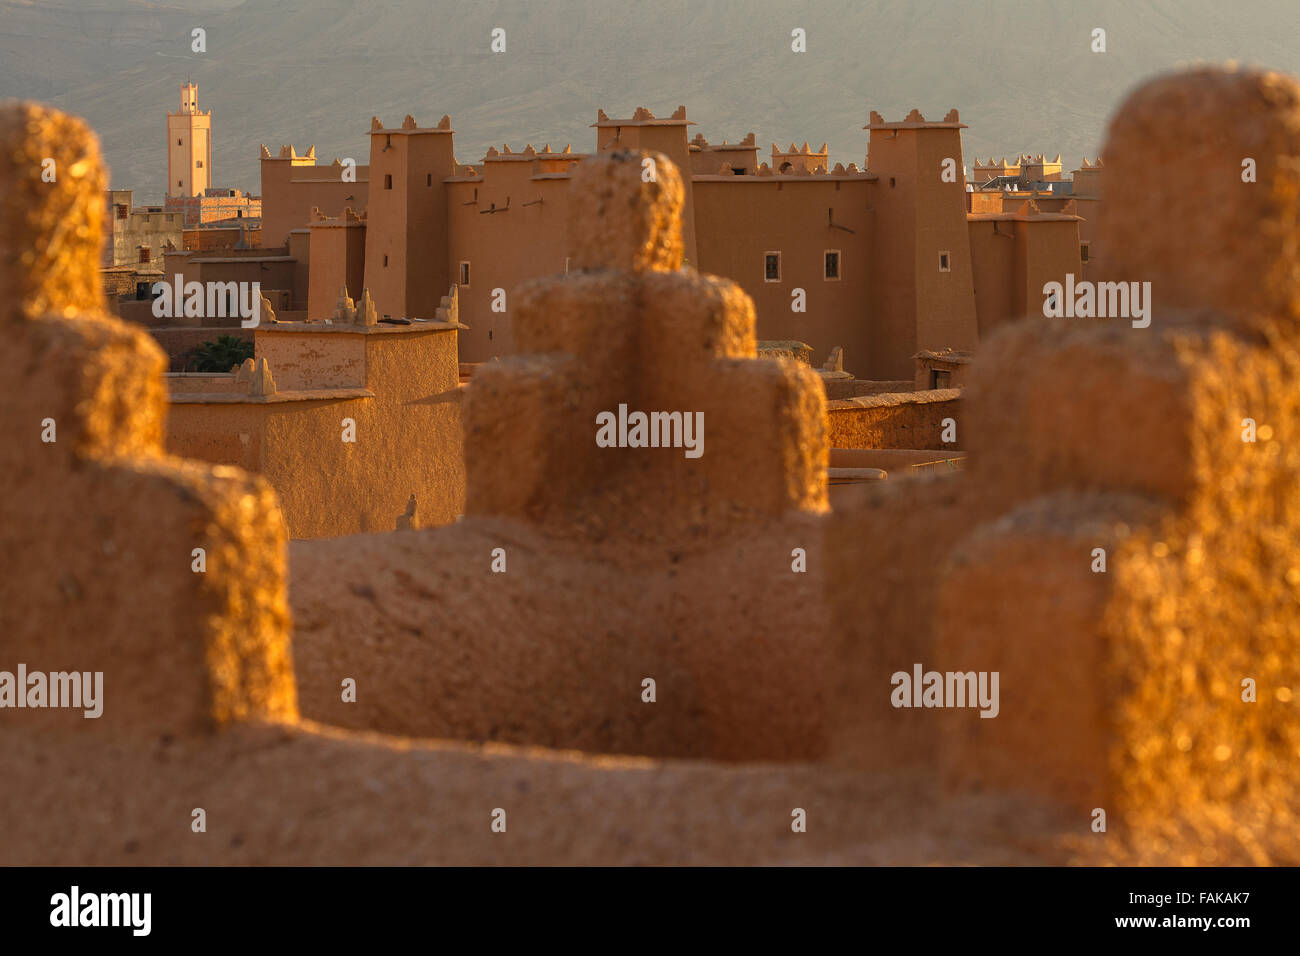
[[189, 335, 254, 373]]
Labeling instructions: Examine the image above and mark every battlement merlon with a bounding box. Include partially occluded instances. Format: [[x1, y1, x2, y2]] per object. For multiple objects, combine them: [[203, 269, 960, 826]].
[[592, 105, 696, 128], [368, 114, 454, 135], [865, 108, 967, 130], [259, 143, 318, 164]]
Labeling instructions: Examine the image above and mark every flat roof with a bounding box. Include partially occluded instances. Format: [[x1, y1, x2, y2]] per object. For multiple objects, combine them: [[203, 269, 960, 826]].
[[191, 255, 296, 263], [967, 212, 1083, 222], [692, 172, 876, 183], [368, 127, 453, 136], [591, 119, 697, 128], [170, 387, 375, 405], [257, 318, 465, 333], [482, 153, 583, 162], [865, 120, 967, 130], [288, 177, 369, 184]]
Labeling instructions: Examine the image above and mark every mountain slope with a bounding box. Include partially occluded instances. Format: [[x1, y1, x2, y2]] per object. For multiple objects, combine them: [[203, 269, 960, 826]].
[[3, 0, 1299, 200]]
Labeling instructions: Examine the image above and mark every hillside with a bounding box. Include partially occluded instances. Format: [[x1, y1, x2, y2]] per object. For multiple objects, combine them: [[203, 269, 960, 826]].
[[3, 0, 1300, 200]]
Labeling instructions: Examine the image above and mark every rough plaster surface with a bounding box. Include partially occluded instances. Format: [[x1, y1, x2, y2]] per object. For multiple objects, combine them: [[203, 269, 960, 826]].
[[4, 70, 1299, 865], [827, 389, 961, 450], [0, 103, 296, 742], [289, 514, 830, 761], [830, 66, 1300, 865]]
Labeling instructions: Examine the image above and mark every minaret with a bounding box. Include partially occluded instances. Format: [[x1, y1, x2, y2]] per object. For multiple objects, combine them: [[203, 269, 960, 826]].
[[167, 82, 212, 197]]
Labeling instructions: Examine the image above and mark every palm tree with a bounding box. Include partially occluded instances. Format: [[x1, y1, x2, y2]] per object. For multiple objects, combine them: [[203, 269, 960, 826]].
[[188, 335, 254, 373]]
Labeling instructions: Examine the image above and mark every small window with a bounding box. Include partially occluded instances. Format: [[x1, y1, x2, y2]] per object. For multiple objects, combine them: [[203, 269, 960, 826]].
[[426, 173, 432, 186], [938, 251, 951, 273], [138, 247, 151, 264], [824, 250, 841, 281], [1080, 242, 1091, 263], [763, 252, 781, 282], [178, 181, 183, 188], [459, 261, 471, 286], [195, 160, 203, 168], [177, 139, 183, 146], [384, 174, 393, 189], [889, 177, 896, 188], [930, 369, 951, 389], [116, 205, 128, 219], [383, 254, 389, 267]]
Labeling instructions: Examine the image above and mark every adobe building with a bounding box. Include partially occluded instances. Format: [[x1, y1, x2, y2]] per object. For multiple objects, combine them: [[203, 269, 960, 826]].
[[974, 153, 1064, 188], [1070, 157, 1105, 280], [825, 63, 1300, 867], [183, 220, 263, 252], [968, 152, 1101, 282], [166, 186, 261, 229], [167, 82, 210, 198], [164, 288, 467, 539], [159, 244, 305, 320], [260, 102, 1086, 381], [966, 198, 1084, 339], [771, 141, 829, 174], [260, 143, 368, 248], [914, 347, 974, 390], [160, 84, 260, 226], [102, 189, 184, 267], [4, 65, 1299, 866], [306, 206, 366, 321], [688, 132, 758, 175]]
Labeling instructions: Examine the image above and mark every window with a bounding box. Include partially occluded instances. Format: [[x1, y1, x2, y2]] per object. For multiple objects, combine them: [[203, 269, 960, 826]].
[[427, 173, 432, 186], [116, 205, 128, 219], [763, 252, 781, 282], [177, 139, 183, 146], [383, 254, 389, 267], [889, 177, 896, 188], [930, 369, 951, 389], [384, 174, 393, 189], [195, 160, 203, 168], [178, 181, 183, 188], [938, 251, 951, 273], [459, 261, 471, 286], [138, 247, 151, 264], [1080, 242, 1091, 263], [824, 250, 841, 281]]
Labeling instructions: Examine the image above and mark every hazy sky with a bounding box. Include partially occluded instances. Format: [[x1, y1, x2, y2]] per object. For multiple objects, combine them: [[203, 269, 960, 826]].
[[4, 0, 1300, 200]]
